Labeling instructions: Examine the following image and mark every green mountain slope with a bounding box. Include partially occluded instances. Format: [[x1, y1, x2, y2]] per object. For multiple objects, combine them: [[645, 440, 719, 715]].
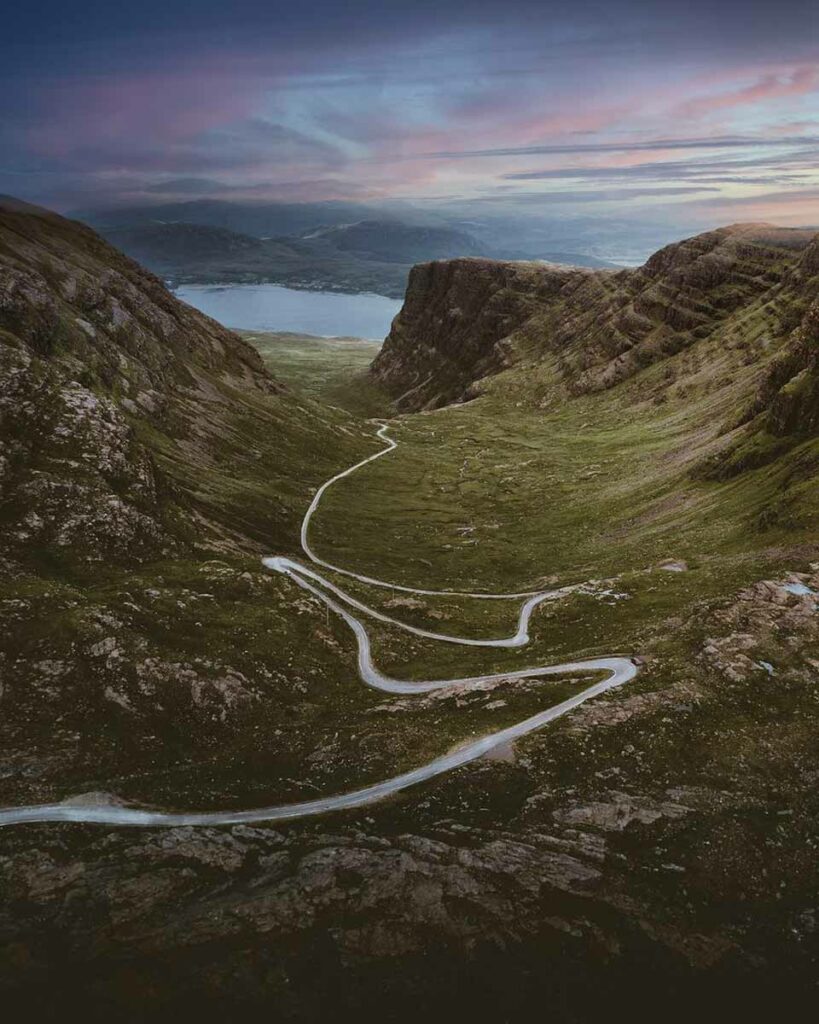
[[372, 223, 818, 408], [0, 196, 393, 810], [2, 201, 819, 1022], [0, 198, 380, 570]]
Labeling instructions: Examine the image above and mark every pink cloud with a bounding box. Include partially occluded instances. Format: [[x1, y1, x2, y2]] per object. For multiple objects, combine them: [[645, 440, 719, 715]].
[[24, 60, 279, 162], [677, 66, 819, 118], [10, 35, 819, 214]]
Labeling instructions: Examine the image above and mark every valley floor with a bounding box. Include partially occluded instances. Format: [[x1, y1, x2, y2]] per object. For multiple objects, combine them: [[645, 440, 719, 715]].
[[2, 332, 818, 1021]]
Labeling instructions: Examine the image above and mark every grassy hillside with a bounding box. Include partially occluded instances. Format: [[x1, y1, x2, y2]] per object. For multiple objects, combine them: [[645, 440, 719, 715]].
[[0, 201, 389, 814], [373, 224, 818, 409], [2, 209, 819, 1020], [241, 331, 386, 414]]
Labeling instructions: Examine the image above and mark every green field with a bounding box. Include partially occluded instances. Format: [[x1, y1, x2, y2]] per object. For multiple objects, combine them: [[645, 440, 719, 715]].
[[6, 323, 817, 820]]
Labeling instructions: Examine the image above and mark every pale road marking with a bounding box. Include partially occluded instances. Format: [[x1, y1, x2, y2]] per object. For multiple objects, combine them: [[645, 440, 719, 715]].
[[0, 422, 638, 828]]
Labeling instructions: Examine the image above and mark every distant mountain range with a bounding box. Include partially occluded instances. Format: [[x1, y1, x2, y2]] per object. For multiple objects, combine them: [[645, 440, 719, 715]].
[[98, 221, 413, 297], [77, 200, 621, 297], [77, 199, 386, 238], [301, 219, 484, 263]]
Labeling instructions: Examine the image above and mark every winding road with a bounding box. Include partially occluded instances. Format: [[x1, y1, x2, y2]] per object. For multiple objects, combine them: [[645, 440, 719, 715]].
[[0, 423, 638, 828]]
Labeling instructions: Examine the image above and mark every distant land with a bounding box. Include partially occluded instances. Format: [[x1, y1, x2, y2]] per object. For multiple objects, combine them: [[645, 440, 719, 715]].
[[77, 200, 622, 297]]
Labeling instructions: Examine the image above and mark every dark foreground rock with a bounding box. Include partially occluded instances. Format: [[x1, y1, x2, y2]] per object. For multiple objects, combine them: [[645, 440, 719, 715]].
[[3, 566, 819, 1022]]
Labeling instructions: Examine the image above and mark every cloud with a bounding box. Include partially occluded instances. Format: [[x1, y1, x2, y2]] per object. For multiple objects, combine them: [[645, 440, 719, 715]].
[[677, 66, 819, 119], [142, 177, 228, 195], [423, 134, 819, 161], [4, 0, 819, 224], [683, 185, 819, 227], [692, 186, 819, 207], [469, 185, 722, 205], [502, 150, 819, 187]]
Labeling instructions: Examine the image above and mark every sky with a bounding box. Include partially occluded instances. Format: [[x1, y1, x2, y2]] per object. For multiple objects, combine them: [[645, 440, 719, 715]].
[[3, 0, 819, 234]]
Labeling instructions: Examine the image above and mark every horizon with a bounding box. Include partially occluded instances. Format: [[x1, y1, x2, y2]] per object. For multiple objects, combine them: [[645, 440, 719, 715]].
[[3, 0, 819, 242], [7, 189, 819, 271]]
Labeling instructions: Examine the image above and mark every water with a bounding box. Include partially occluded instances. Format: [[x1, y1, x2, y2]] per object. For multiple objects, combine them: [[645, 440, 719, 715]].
[[175, 283, 402, 340], [783, 582, 816, 597]]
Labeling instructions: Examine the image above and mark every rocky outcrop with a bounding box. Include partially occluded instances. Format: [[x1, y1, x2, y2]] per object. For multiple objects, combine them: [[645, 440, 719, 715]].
[[0, 360, 172, 562], [759, 237, 819, 437], [0, 197, 287, 567], [372, 224, 817, 411], [695, 236, 819, 480], [370, 258, 592, 410]]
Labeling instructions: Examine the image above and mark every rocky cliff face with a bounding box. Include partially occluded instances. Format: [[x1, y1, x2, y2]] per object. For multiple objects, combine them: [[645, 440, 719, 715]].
[[370, 257, 592, 409], [688, 234, 819, 481], [0, 198, 272, 389], [0, 198, 300, 569], [372, 224, 817, 411], [752, 236, 819, 437], [767, 302, 819, 436]]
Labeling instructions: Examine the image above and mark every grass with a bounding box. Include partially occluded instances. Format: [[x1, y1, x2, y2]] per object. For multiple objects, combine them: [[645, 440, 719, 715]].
[[246, 322, 816, 677], [308, 381, 815, 594], [5, 320, 819, 1018], [3, 324, 817, 819], [241, 331, 389, 416]]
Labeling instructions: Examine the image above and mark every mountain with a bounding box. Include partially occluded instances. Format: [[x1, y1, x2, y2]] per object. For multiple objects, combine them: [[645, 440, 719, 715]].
[[371, 257, 591, 407], [97, 219, 494, 297], [0, 193, 380, 725], [303, 218, 484, 263], [0, 200, 258, 569], [4, 200, 819, 1021], [372, 223, 818, 410], [0, 197, 378, 572], [76, 201, 634, 265], [77, 201, 621, 298], [94, 219, 487, 299], [105, 221, 265, 264], [77, 199, 383, 238], [99, 220, 411, 296]]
